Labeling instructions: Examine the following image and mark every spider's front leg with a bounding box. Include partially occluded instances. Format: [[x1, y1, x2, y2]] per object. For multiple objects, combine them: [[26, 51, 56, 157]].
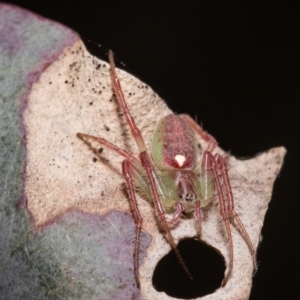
[[202, 151, 234, 286], [77, 132, 147, 287], [202, 150, 256, 286], [108, 51, 192, 281], [215, 153, 257, 270], [122, 160, 143, 288]]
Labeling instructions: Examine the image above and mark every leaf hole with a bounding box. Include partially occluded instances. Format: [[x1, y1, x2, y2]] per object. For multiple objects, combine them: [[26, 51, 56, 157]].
[[152, 238, 225, 299]]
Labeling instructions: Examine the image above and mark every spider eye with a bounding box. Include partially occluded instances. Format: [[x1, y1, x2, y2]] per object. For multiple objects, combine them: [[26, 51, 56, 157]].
[[180, 193, 196, 201]]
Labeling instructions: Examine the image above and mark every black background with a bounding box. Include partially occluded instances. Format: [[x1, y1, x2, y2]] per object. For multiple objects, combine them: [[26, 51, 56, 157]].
[[8, 1, 299, 299]]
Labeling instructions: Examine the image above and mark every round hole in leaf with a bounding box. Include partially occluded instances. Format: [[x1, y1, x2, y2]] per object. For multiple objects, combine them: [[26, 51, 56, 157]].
[[152, 238, 225, 299]]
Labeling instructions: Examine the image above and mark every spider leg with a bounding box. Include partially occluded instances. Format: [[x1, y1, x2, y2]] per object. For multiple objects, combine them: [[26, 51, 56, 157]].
[[202, 151, 233, 286], [180, 114, 218, 152], [168, 202, 184, 228], [194, 201, 202, 237], [109, 51, 147, 153], [215, 154, 257, 270], [122, 160, 143, 288], [76, 133, 143, 173], [77, 132, 151, 287], [108, 51, 192, 280], [139, 152, 193, 279]]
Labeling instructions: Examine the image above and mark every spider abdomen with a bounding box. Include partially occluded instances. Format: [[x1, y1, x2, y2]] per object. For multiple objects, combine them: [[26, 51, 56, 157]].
[[151, 114, 198, 170]]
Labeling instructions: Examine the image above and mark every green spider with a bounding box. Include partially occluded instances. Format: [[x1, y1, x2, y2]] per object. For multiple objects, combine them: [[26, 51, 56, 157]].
[[77, 51, 256, 288]]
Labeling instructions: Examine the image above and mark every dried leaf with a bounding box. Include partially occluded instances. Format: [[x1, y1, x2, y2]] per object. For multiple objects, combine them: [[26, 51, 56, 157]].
[[24, 40, 286, 299]]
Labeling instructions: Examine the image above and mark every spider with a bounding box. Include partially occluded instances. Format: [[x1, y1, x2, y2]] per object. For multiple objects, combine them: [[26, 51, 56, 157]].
[[77, 51, 256, 288]]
